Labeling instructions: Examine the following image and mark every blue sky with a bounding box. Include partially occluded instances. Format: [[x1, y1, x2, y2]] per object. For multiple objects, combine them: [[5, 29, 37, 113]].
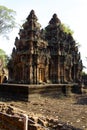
[[0, 0, 87, 72]]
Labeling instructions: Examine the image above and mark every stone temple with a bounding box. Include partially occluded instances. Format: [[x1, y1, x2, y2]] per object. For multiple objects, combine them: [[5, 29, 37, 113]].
[[8, 10, 83, 84]]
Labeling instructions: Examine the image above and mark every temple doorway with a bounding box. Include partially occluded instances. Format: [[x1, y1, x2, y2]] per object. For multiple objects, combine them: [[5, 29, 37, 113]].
[[39, 68, 45, 82]]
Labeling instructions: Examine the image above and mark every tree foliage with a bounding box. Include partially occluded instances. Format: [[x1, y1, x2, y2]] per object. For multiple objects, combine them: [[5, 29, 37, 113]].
[[61, 23, 74, 35], [0, 49, 8, 67], [81, 71, 87, 76], [0, 5, 16, 37]]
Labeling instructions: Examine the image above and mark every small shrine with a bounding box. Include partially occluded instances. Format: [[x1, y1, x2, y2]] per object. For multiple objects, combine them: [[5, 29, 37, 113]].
[[8, 10, 83, 84]]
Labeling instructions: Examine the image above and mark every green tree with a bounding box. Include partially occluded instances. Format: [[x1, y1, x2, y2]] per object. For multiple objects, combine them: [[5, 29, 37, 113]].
[[0, 49, 8, 67], [61, 23, 74, 35], [0, 5, 16, 38], [0, 5, 16, 67]]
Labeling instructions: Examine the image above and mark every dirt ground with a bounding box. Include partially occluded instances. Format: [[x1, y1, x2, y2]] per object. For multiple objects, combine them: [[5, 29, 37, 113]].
[[1, 92, 87, 130]]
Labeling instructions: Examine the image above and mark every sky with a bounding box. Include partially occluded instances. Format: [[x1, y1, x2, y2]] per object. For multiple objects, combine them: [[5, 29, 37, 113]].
[[0, 0, 87, 72]]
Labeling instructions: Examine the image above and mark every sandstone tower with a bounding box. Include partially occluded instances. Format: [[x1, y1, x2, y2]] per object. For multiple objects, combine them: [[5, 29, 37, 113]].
[[8, 10, 83, 84]]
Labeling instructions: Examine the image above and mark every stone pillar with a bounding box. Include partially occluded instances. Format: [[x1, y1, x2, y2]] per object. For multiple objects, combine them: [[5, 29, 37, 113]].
[[29, 54, 33, 84], [65, 85, 72, 96], [64, 65, 68, 83], [37, 66, 39, 84], [69, 67, 73, 82], [45, 65, 49, 83], [21, 64, 24, 82], [58, 56, 60, 83], [29, 65, 33, 84]]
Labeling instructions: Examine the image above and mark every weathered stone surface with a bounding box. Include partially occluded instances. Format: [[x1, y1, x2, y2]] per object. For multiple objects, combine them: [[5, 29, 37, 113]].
[[8, 10, 83, 86], [0, 58, 8, 83], [0, 83, 29, 101], [0, 103, 82, 130]]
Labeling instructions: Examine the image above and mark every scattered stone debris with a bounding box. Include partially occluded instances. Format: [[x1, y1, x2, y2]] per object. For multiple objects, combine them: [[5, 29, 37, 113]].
[[0, 103, 84, 130]]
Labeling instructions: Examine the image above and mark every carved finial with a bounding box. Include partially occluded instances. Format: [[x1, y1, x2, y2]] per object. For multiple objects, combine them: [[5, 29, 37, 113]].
[[15, 37, 18, 41], [27, 9, 38, 21], [49, 13, 61, 25], [30, 10, 35, 15]]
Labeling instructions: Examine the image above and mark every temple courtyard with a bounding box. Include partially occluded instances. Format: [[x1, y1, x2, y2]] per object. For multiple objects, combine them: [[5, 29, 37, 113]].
[[0, 91, 87, 129]]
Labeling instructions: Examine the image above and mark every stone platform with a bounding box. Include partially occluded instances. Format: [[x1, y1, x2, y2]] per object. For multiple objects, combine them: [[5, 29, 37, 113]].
[[0, 83, 79, 101]]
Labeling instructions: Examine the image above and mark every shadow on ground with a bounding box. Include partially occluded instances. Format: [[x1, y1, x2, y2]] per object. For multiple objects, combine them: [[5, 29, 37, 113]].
[[75, 94, 87, 105], [0, 93, 28, 102]]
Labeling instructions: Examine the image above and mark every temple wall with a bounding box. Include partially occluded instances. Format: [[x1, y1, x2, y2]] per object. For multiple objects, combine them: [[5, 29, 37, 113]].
[[0, 84, 29, 101], [0, 83, 80, 102]]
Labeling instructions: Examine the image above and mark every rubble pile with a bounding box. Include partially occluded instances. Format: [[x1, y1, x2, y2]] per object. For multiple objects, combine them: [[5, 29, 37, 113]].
[[0, 103, 82, 130]]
